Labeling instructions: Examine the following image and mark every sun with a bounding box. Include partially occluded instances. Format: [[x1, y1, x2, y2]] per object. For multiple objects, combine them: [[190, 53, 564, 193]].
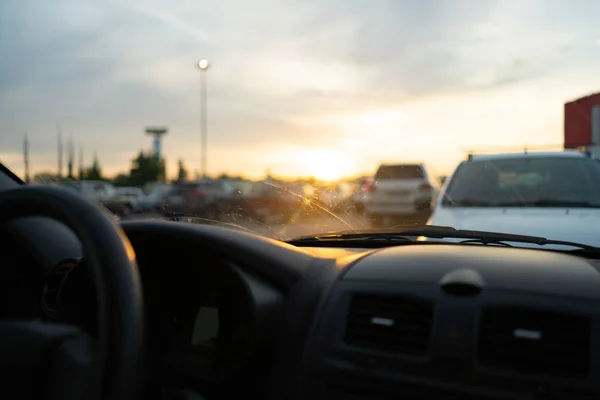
[[300, 148, 353, 181]]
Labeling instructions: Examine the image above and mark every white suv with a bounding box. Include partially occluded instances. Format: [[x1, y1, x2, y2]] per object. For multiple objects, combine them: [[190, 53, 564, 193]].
[[427, 150, 600, 247], [365, 163, 434, 225]]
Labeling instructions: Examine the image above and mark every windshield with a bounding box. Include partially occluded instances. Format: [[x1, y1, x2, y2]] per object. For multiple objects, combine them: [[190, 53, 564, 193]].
[[3, 1, 600, 246], [376, 165, 424, 181], [443, 157, 600, 207]]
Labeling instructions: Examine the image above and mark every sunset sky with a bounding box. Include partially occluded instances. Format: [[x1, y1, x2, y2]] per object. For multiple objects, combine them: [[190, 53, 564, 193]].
[[2, 0, 600, 181]]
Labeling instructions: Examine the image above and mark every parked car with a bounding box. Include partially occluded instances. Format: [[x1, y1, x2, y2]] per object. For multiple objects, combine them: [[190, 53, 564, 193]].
[[351, 177, 372, 215], [427, 150, 600, 246], [365, 163, 434, 226], [140, 182, 172, 211], [159, 180, 244, 221], [314, 182, 357, 212], [116, 186, 145, 212], [243, 181, 303, 224], [159, 183, 194, 214], [62, 180, 136, 217]]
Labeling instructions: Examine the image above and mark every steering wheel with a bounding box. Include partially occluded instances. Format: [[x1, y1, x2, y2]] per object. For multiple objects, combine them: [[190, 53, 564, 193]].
[[0, 186, 145, 400]]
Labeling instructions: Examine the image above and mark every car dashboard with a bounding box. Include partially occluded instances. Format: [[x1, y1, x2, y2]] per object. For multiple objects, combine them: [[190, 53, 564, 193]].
[[4, 219, 600, 400], [298, 245, 600, 400]]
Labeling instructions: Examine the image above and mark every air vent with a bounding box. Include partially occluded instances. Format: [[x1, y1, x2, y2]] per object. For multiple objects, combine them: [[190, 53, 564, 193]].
[[478, 307, 591, 378], [42, 263, 75, 312], [344, 293, 434, 356]]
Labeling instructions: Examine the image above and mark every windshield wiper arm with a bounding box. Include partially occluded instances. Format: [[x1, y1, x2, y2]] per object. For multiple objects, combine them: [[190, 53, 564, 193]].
[[288, 225, 599, 251]]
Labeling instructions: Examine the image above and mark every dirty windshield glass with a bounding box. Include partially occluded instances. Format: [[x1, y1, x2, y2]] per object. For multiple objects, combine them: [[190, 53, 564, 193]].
[[3, 1, 600, 242]]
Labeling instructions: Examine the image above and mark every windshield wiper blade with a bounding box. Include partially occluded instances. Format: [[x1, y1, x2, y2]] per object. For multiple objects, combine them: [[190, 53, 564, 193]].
[[443, 199, 493, 207], [288, 225, 599, 251], [290, 233, 415, 243]]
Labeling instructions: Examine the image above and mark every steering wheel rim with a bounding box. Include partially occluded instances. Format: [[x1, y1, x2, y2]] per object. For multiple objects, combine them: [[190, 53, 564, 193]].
[[0, 186, 145, 400]]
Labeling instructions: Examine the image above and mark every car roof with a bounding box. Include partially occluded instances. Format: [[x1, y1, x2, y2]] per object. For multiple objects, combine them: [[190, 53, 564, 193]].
[[377, 163, 424, 168], [467, 150, 592, 162]]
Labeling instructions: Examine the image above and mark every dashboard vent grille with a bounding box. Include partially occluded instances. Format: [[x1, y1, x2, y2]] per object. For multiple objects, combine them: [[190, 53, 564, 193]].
[[345, 293, 434, 356], [478, 307, 591, 378]]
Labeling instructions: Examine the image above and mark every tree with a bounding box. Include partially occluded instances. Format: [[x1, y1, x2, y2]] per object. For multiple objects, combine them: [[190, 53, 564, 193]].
[[217, 173, 244, 181], [83, 154, 102, 180], [112, 173, 131, 186], [177, 159, 188, 182], [129, 151, 165, 187]]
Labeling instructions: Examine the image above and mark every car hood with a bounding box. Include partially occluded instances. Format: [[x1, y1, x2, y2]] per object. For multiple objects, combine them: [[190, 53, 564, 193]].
[[428, 206, 600, 249]]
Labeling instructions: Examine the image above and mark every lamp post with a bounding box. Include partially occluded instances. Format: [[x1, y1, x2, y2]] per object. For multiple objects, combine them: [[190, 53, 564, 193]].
[[197, 58, 209, 179]]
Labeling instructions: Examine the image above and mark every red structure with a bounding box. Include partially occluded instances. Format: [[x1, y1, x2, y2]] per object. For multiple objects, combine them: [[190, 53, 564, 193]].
[[564, 92, 600, 149]]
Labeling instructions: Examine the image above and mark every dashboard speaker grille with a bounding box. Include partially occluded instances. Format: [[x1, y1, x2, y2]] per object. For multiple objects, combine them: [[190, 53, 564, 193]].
[[344, 293, 434, 356], [478, 307, 591, 379]]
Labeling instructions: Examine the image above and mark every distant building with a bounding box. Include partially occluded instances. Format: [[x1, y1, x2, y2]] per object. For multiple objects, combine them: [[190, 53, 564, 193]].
[[564, 92, 600, 153]]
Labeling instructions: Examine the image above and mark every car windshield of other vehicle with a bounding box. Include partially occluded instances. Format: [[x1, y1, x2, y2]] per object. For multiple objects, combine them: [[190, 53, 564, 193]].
[[375, 165, 424, 181], [442, 157, 600, 207]]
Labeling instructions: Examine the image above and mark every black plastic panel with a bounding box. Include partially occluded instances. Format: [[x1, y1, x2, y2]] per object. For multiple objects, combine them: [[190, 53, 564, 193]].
[[342, 245, 600, 300], [296, 245, 600, 400]]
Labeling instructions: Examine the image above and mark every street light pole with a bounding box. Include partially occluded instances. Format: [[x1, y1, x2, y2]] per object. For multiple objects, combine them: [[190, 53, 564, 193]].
[[198, 59, 209, 179]]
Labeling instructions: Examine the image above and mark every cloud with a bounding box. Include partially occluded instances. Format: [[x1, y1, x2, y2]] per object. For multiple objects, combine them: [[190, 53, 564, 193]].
[[124, 3, 214, 43], [3, 0, 600, 178]]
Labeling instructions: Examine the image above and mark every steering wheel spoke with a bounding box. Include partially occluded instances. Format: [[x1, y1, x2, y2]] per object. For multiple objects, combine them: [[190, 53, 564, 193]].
[[46, 327, 99, 400]]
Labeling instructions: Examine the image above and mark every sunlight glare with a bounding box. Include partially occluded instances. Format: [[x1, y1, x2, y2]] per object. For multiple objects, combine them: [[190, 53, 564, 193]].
[[299, 148, 353, 181]]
